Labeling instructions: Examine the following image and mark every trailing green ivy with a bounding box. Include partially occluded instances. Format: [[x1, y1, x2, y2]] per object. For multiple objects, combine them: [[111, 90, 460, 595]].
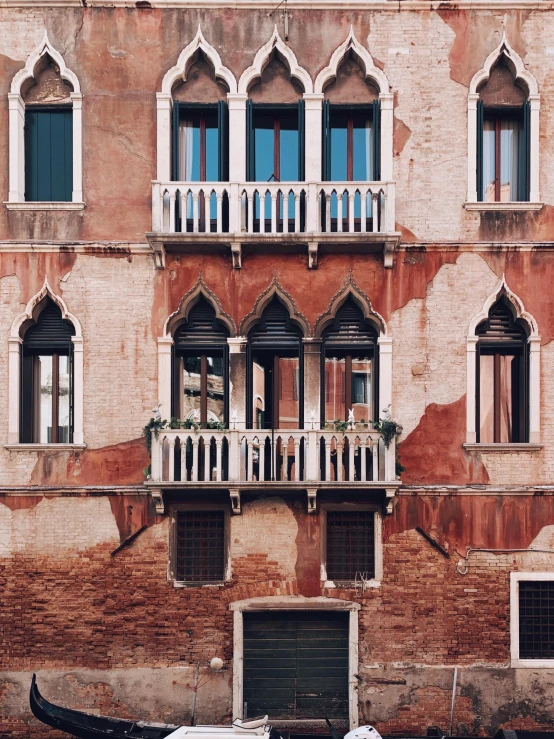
[[143, 417, 167, 454], [374, 418, 403, 448]]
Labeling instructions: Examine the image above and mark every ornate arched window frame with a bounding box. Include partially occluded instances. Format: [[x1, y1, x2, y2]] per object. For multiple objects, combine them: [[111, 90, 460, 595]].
[[7, 32, 83, 208], [466, 278, 540, 446], [314, 27, 393, 183], [466, 34, 540, 207], [8, 280, 84, 447]]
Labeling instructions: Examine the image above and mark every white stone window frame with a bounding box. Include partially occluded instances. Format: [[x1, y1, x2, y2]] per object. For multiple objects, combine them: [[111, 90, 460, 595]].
[[321, 504, 383, 588], [465, 276, 540, 448], [6, 279, 85, 449], [510, 572, 554, 668], [6, 32, 84, 210], [465, 33, 540, 209], [230, 595, 360, 728]]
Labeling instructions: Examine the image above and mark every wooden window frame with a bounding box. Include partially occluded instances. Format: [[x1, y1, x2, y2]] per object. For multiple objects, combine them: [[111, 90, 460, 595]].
[[169, 503, 230, 587], [22, 350, 73, 444], [511, 572, 554, 668], [321, 504, 382, 586]]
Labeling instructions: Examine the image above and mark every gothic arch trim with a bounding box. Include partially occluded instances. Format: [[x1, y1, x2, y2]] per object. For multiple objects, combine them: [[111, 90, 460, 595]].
[[468, 275, 538, 338], [238, 26, 313, 95], [469, 33, 538, 96], [239, 278, 310, 336], [161, 25, 237, 95], [10, 278, 82, 339], [163, 278, 236, 337], [10, 31, 81, 96], [313, 278, 387, 338], [314, 27, 389, 95]]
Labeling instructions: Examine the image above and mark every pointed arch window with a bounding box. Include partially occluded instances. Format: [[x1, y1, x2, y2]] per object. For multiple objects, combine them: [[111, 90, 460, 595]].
[[247, 296, 304, 430], [321, 298, 378, 425], [476, 298, 529, 443], [20, 301, 75, 443], [171, 296, 230, 425]]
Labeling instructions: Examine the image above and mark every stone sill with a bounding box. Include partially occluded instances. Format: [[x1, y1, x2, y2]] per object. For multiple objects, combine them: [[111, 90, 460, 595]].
[[464, 202, 543, 212], [173, 581, 227, 588], [324, 579, 381, 589], [4, 201, 86, 211], [511, 659, 554, 668], [5, 443, 87, 452], [463, 443, 543, 452]]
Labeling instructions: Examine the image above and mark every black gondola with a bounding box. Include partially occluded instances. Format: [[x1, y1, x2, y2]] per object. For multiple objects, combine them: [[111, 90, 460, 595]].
[[29, 673, 180, 739]]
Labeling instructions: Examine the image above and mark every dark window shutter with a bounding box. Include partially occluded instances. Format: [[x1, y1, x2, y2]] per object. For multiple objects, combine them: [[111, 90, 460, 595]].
[[246, 99, 254, 181], [25, 109, 72, 202], [172, 100, 180, 181], [372, 99, 381, 181], [477, 100, 484, 201], [518, 100, 530, 202], [322, 99, 331, 181], [297, 98, 305, 181], [217, 100, 229, 182]]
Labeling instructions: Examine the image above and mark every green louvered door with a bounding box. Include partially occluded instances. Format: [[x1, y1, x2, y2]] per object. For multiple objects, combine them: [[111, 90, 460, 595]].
[[25, 108, 72, 202], [243, 611, 349, 720]]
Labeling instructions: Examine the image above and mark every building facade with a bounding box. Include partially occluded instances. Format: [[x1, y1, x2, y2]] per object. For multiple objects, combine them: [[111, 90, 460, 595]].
[[2, 3, 554, 736]]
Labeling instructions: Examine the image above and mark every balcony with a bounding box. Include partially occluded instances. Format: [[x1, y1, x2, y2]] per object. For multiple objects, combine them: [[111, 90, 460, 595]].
[[148, 181, 399, 269], [146, 426, 399, 515]]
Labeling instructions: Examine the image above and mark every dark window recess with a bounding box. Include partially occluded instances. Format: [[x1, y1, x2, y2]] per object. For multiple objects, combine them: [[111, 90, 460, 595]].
[[175, 510, 225, 582], [243, 611, 349, 720], [519, 580, 554, 659], [25, 108, 72, 202], [326, 511, 375, 581]]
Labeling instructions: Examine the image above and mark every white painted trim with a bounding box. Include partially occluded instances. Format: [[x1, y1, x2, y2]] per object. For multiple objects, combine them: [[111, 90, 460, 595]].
[[466, 276, 540, 444], [238, 26, 313, 95], [511, 572, 554, 667], [5, 443, 87, 451], [466, 33, 540, 204], [321, 505, 383, 585], [8, 32, 83, 204], [377, 336, 392, 418], [4, 201, 86, 211], [464, 202, 543, 211], [303, 93, 324, 181], [230, 595, 359, 726], [8, 278, 84, 445], [463, 443, 542, 451], [157, 336, 173, 422]]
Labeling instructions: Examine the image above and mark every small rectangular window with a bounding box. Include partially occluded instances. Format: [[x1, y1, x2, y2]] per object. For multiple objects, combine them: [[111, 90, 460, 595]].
[[326, 511, 375, 582], [519, 581, 554, 660], [175, 510, 225, 583], [25, 108, 72, 202]]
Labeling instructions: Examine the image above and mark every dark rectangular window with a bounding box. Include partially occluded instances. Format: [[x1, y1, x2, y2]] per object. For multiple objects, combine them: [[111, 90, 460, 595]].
[[519, 580, 554, 659], [25, 108, 72, 202], [175, 510, 225, 582], [326, 511, 375, 581]]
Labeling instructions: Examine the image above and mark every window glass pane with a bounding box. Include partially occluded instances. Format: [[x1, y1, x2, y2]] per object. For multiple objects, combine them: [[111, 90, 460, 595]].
[[280, 127, 298, 181], [205, 125, 219, 181], [58, 355, 70, 443], [38, 355, 53, 444], [206, 355, 225, 423], [279, 356, 299, 429], [479, 354, 495, 443], [351, 357, 373, 422], [253, 361, 266, 429], [183, 355, 202, 421], [499, 354, 514, 443], [254, 125, 274, 181], [330, 125, 347, 181], [179, 120, 200, 180], [325, 357, 346, 422], [353, 120, 372, 181], [500, 119, 519, 202], [483, 119, 496, 203]]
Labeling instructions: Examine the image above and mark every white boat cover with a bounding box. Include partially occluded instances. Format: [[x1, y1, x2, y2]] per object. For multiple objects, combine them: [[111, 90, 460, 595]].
[[165, 717, 271, 739]]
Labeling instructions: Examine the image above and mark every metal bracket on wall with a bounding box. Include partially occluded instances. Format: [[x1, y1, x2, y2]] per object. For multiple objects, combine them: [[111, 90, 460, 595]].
[[151, 489, 165, 515], [307, 487, 318, 514], [231, 242, 242, 269], [230, 488, 242, 514]]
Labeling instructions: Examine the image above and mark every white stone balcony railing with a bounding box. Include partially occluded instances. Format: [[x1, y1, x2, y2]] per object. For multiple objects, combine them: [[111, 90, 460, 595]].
[[150, 427, 396, 486], [151, 181, 396, 237]]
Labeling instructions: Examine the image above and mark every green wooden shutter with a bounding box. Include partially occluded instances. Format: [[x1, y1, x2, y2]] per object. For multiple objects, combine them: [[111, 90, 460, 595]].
[[322, 99, 331, 181], [217, 100, 229, 182], [25, 109, 72, 202], [298, 98, 305, 181], [476, 100, 484, 201], [172, 101, 180, 181], [372, 99, 381, 181], [246, 99, 254, 181], [518, 100, 530, 202]]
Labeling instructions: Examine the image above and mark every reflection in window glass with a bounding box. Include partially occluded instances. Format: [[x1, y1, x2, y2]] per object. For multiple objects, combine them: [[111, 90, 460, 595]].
[[38, 355, 53, 444], [279, 356, 299, 429], [206, 356, 225, 422], [253, 362, 266, 430], [325, 357, 346, 421], [479, 353, 515, 443], [183, 355, 202, 420], [181, 355, 224, 423], [352, 357, 373, 422], [483, 118, 519, 203], [58, 355, 70, 443]]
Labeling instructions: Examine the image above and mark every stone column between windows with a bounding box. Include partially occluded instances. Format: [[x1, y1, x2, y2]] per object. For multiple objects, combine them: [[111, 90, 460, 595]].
[[466, 336, 478, 444], [466, 93, 479, 203], [377, 336, 392, 416], [529, 336, 541, 444], [8, 93, 24, 202], [7, 336, 21, 444], [303, 338, 322, 428], [227, 94, 247, 184], [157, 336, 173, 421], [70, 92, 83, 202], [303, 93, 324, 182], [529, 94, 540, 203], [156, 92, 172, 182], [228, 337, 247, 427], [379, 92, 394, 183], [71, 336, 84, 445]]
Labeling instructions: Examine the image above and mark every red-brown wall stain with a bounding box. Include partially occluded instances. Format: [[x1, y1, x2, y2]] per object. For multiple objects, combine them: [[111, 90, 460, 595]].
[[0, 251, 78, 306], [399, 396, 489, 486], [288, 501, 321, 597], [0, 495, 44, 512], [436, 8, 501, 88], [396, 224, 419, 243], [394, 113, 412, 157], [386, 493, 554, 554], [30, 438, 149, 486], [109, 495, 155, 543]]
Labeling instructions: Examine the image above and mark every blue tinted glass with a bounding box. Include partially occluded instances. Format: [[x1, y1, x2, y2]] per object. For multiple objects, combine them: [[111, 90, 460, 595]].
[[255, 127, 274, 181], [280, 128, 298, 181], [206, 125, 218, 181], [331, 126, 347, 180], [190, 125, 200, 181], [353, 123, 371, 180]]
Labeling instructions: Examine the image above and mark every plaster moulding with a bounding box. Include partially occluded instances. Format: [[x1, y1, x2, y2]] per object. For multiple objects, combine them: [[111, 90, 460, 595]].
[[239, 277, 310, 336], [10, 277, 82, 339], [467, 274, 538, 338], [469, 32, 538, 96], [162, 276, 236, 337], [10, 30, 81, 96], [313, 275, 387, 338]]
